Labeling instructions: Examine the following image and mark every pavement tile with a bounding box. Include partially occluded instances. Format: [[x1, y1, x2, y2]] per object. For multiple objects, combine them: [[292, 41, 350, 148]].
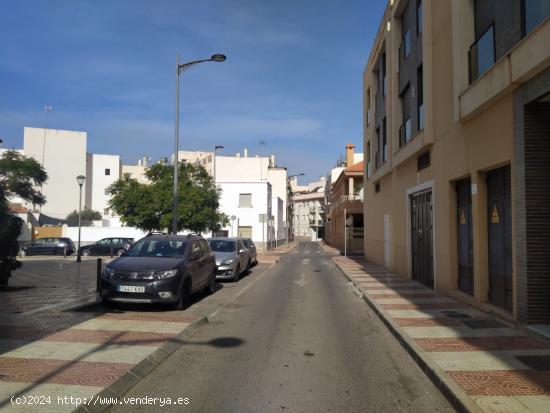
[[0, 357, 133, 387], [393, 317, 462, 327], [2, 341, 156, 364], [380, 302, 467, 310], [404, 326, 521, 338], [472, 395, 550, 413], [431, 351, 534, 371], [97, 313, 198, 323], [448, 370, 550, 396], [370, 297, 456, 304], [72, 318, 190, 334], [42, 328, 177, 347], [415, 336, 549, 352], [385, 309, 486, 318], [369, 293, 437, 299]]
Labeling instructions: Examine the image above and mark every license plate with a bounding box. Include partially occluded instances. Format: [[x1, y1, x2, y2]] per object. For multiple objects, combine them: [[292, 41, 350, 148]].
[[118, 285, 145, 293]]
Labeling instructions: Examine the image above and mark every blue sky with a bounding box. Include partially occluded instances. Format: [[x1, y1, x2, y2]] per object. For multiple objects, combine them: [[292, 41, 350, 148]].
[[0, 0, 385, 184]]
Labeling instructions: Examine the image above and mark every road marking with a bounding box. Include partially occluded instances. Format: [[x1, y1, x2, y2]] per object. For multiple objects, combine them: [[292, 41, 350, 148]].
[[302, 258, 310, 265], [294, 273, 307, 287]]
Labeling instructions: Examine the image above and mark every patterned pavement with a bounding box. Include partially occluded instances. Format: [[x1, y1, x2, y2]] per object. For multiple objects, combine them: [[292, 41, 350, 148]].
[[331, 253, 550, 413]]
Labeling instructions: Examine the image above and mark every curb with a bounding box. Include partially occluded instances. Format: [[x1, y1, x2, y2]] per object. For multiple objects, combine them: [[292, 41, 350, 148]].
[[75, 316, 209, 413], [332, 260, 483, 413]]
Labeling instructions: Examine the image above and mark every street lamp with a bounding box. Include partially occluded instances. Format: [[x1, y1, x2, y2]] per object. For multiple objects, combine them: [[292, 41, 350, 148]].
[[213, 145, 224, 185], [75, 175, 85, 262], [172, 53, 227, 235], [287, 173, 305, 247]]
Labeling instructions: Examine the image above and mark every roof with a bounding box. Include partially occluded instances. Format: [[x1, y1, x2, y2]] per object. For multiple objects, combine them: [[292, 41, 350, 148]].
[[8, 203, 30, 213], [344, 160, 364, 173]]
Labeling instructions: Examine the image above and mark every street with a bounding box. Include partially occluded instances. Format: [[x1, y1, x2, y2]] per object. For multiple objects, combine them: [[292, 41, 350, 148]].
[[107, 242, 454, 413]]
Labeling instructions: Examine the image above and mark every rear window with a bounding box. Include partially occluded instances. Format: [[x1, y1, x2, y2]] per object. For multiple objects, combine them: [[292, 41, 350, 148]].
[[126, 238, 188, 258], [243, 239, 254, 248], [209, 240, 236, 253]]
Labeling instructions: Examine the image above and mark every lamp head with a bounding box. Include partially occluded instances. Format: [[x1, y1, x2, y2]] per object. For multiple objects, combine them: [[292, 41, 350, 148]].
[[76, 175, 86, 186], [211, 54, 227, 62]]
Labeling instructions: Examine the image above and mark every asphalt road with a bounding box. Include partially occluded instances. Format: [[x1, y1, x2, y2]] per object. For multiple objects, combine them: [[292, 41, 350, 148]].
[[108, 242, 455, 413]]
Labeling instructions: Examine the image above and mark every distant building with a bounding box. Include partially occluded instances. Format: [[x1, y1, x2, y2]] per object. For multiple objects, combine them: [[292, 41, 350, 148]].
[[23, 127, 87, 220], [174, 150, 214, 175], [86, 153, 121, 217], [214, 149, 287, 249], [292, 177, 326, 241], [121, 156, 151, 184]]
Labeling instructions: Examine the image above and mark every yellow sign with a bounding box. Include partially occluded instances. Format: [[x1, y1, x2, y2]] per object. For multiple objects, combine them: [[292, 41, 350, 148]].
[[459, 209, 466, 225], [491, 206, 500, 224]]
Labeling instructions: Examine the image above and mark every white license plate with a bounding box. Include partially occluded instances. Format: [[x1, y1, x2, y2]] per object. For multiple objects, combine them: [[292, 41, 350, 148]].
[[118, 285, 145, 293]]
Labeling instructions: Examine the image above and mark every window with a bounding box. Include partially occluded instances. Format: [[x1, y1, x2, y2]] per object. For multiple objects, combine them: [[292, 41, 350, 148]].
[[417, 65, 424, 131], [524, 0, 550, 34], [238, 226, 252, 238], [105, 168, 110, 176], [382, 54, 387, 97], [366, 88, 371, 125], [366, 141, 372, 178], [239, 193, 252, 208], [417, 0, 423, 35], [417, 151, 430, 171], [382, 117, 388, 162], [103, 208, 110, 216], [403, 30, 411, 58], [469, 24, 495, 82], [399, 83, 412, 147], [375, 127, 381, 169], [375, 182, 381, 193]]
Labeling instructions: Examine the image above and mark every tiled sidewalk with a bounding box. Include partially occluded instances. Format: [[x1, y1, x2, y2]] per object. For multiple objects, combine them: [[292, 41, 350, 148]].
[[0, 310, 202, 412], [332, 255, 550, 413]]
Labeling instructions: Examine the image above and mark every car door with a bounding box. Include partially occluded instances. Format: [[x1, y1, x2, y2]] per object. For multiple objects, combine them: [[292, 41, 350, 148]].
[[187, 241, 203, 291], [199, 240, 215, 284], [237, 240, 249, 270], [96, 239, 112, 255]]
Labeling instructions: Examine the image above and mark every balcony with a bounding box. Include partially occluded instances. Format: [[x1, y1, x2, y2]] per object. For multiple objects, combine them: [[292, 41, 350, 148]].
[[367, 161, 372, 179], [469, 24, 495, 84], [331, 194, 364, 212], [399, 117, 412, 148]]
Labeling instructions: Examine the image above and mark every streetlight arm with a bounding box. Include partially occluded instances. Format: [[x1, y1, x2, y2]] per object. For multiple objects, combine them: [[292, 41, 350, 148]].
[[177, 59, 213, 74]]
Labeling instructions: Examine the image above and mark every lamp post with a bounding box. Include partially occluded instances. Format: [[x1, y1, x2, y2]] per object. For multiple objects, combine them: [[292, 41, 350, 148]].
[[172, 53, 226, 235], [287, 173, 305, 248], [213, 145, 224, 185], [76, 175, 85, 262]]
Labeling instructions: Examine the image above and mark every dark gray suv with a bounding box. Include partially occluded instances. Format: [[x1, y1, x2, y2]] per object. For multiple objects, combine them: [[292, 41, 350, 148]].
[[100, 234, 216, 309]]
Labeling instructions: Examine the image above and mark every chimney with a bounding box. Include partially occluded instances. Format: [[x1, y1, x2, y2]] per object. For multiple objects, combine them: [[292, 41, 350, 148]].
[[345, 143, 355, 166], [269, 154, 275, 167], [243, 148, 248, 158]]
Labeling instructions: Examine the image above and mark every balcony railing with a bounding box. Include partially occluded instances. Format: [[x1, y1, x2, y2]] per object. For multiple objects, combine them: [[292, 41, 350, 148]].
[[375, 151, 381, 169], [332, 194, 364, 210], [367, 161, 372, 179], [469, 23, 495, 83], [399, 117, 412, 148], [346, 226, 364, 239], [367, 109, 371, 125], [418, 104, 424, 131]]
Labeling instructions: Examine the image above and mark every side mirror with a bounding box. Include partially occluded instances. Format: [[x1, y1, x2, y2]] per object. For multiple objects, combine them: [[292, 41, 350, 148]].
[[239, 249, 247, 254]]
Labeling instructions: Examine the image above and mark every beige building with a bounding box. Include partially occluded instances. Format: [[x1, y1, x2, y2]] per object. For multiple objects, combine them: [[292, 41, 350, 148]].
[[326, 144, 364, 255], [363, 0, 550, 324]]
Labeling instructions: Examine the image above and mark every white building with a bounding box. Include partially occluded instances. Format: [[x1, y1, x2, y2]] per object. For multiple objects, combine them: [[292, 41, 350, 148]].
[[213, 149, 287, 249], [121, 157, 150, 184], [292, 177, 326, 241], [174, 150, 214, 175], [23, 127, 87, 220], [85, 153, 121, 217]]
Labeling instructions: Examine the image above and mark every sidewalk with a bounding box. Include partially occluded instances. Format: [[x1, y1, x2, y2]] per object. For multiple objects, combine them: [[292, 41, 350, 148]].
[[256, 241, 299, 264], [328, 249, 550, 413]]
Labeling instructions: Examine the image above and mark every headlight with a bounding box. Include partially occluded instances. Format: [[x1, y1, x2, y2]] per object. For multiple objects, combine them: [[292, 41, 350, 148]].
[[154, 269, 178, 280], [221, 258, 235, 265], [103, 267, 116, 278]]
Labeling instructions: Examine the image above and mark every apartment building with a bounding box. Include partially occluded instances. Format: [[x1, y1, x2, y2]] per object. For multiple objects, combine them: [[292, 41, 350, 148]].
[[85, 153, 122, 217], [363, 0, 550, 324], [292, 177, 326, 241], [326, 144, 364, 254], [214, 150, 287, 249]]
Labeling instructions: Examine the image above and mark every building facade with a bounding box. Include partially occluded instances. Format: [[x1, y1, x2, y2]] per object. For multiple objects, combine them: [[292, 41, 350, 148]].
[[292, 177, 326, 241], [85, 153, 121, 217], [363, 0, 550, 323]]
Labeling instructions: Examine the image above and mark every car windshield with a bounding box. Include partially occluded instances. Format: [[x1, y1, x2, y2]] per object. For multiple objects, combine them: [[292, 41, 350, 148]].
[[125, 239, 188, 258], [243, 240, 252, 248], [209, 240, 236, 253]]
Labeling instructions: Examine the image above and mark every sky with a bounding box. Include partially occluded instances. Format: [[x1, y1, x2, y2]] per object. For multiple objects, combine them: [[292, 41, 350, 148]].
[[0, 0, 386, 185]]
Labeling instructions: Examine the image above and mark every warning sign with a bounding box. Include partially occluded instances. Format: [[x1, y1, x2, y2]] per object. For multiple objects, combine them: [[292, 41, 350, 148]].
[[491, 206, 499, 224], [459, 209, 466, 225]]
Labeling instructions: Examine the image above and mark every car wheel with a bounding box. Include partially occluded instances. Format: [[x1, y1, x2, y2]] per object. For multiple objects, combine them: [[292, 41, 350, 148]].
[[204, 270, 216, 295], [175, 279, 191, 310], [233, 264, 240, 282]]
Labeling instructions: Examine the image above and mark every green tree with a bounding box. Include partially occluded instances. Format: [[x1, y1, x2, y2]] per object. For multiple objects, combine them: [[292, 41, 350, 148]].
[[108, 162, 228, 233], [0, 150, 48, 288], [66, 208, 102, 226]]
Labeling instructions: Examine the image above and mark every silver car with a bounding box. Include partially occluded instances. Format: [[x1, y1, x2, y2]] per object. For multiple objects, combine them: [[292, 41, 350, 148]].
[[239, 238, 257, 266], [208, 238, 250, 282]]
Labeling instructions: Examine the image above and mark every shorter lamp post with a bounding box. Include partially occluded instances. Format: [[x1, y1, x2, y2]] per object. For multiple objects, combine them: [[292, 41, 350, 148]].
[[76, 175, 85, 262]]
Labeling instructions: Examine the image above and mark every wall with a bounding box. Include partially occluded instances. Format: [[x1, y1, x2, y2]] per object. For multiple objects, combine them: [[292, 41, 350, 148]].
[[23, 127, 87, 220], [86, 153, 121, 216], [62, 226, 148, 246]]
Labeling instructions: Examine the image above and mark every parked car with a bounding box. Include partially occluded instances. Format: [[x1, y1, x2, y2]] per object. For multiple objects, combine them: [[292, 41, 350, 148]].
[[240, 238, 258, 266], [78, 237, 134, 257], [100, 234, 216, 309], [208, 237, 250, 282], [22, 237, 75, 256]]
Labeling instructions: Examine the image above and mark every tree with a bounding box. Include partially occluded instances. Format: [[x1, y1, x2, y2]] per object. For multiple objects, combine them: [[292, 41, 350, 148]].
[[66, 208, 102, 226], [0, 150, 48, 288], [108, 162, 228, 233]]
